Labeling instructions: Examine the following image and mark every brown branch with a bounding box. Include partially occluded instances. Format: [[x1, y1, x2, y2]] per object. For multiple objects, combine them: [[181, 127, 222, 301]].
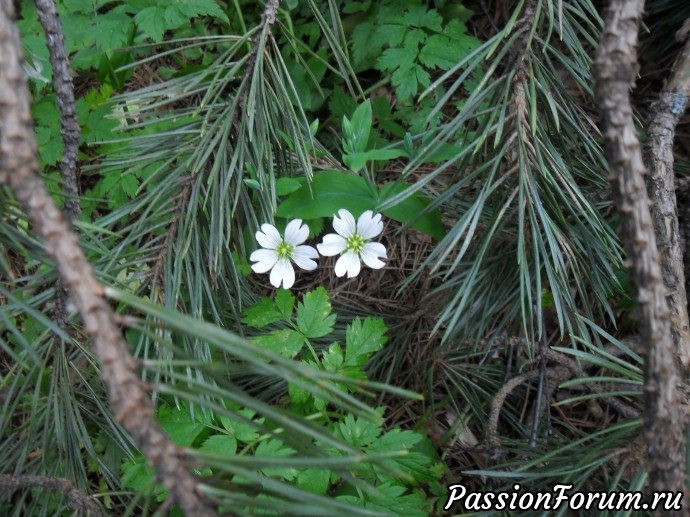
[[0, 474, 102, 516], [34, 0, 81, 221], [643, 26, 690, 372], [0, 2, 218, 515], [594, 0, 687, 501]]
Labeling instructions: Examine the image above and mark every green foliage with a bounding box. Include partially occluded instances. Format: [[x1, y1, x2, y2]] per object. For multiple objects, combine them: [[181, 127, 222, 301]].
[[118, 289, 441, 514], [350, 0, 479, 102], [275, 170, 445, 240]]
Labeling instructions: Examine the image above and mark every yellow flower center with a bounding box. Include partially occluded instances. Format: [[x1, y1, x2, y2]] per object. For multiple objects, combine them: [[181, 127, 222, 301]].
[[276, 241, 294, 260], [346, 234, 365, 254]]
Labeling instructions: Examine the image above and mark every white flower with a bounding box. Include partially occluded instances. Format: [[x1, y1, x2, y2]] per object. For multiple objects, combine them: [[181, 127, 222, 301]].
[[250, 220, 318, 289], [317, 209, 387, 278]]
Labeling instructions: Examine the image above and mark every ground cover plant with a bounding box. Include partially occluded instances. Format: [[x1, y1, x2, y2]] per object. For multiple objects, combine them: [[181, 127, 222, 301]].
[[1, 0, 690, 515]]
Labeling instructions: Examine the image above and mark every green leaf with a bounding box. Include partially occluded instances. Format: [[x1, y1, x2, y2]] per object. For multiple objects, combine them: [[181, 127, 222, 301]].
[[275, 177, 303, 196], [220, 410, 261, 443], [378, 182, 445, 240], [321, 343, 344, 373], [296, 468, 330, 494], [200, 434, 238, 458], [157, 405, 207, 447], [346, 99, 373, 153], [296, 287, 336, 339], [242, 298, 284, 328], [274, 289, 295, 319], [255, 439, 297, 480], [135, 6, 167, 43], [345, 318, 387, 368], [275, 171, 377, 220], [336, 414, 381, 447], [252, 329, 305, 359], [343, 148, 408, 172]]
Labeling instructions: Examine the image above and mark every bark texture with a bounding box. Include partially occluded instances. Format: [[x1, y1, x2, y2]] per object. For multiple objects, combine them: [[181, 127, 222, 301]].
[[0, 2, 218, 515], [594, 0, 687, 503], [644, 31, 690, 372], [34, 0, 81, 221], [0, 474, 102, 516]]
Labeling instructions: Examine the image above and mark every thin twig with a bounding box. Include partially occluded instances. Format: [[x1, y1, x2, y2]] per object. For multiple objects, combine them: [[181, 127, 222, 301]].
[[594, 0, 687, 499], [0, 474, 102, 516], [34, 0, 83, 339], [34, 0, 81, 221], [0, 3, 218, 515]]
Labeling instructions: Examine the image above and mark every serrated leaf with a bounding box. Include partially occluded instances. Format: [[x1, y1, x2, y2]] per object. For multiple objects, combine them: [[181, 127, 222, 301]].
[[296, 287, 335, 339], [255, 439, 297, 480], [376, 46, 417, 73], [252, 329, 304, 358], [88, 13, 132, 50], [274, 289, 294, 318], [403, 4, 442, 31], [344, 317, 387, 367], [296, 469, 330, 494], [242, 298, 284, 328], [157, 405, 207, 447], [220, 410, 261, 443], [275, 171, 377, 220], [321, 343, 344, 373], [120, 174, 140, 198], [135, 6, 167, 43], [199, 434, 238, 458], [419, 33, 478, 70], [336, 414, 381, 447]]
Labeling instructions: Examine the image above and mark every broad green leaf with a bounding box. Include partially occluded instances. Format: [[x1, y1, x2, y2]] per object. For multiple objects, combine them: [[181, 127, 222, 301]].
[[275, 177, 303, 196], [252, 329, 305, 358], [377, 182, 445, 240], [275, 171, 377, 220], [344, 318, 387, 368], [296, 287, 336, 339]]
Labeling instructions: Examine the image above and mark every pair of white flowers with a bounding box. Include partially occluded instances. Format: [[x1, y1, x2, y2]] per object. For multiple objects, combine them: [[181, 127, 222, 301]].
[[250, 209, 387, 289]]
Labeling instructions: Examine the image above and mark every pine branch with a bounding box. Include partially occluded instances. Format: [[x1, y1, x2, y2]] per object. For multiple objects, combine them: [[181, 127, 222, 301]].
[[594, 0, 687, 499], [0, 2, 218, 515], [644, 24, 690, 373], [0, 474, 102, 516]]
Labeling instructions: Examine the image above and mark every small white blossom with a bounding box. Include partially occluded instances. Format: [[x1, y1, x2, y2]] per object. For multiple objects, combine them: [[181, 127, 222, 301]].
[[317, 209, 387, 278], [250, 220, 318, 289]]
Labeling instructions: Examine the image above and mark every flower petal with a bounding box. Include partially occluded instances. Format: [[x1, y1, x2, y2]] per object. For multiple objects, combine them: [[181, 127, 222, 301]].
[[284, 219, 309, 246], [270, 258, 295, 289], [357, 210, 383, 239], [250, 249, 278, 273], [256, 224, 282, 249], [332, 209, 357, 238], [293, 245, 318, 271], [362, 241, 386, 259], [317, 234, 347, 256], [360, 243, 386, 269], [334, 251, 360, 278]]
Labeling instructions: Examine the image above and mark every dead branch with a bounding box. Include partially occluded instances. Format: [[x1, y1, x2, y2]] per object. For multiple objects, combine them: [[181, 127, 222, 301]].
[[34, 0, 81, 221], [594, 0, 687, 501], [644, 23, 690, 372], [0, 2, 218, 515], [0, 474, 102, 516]]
